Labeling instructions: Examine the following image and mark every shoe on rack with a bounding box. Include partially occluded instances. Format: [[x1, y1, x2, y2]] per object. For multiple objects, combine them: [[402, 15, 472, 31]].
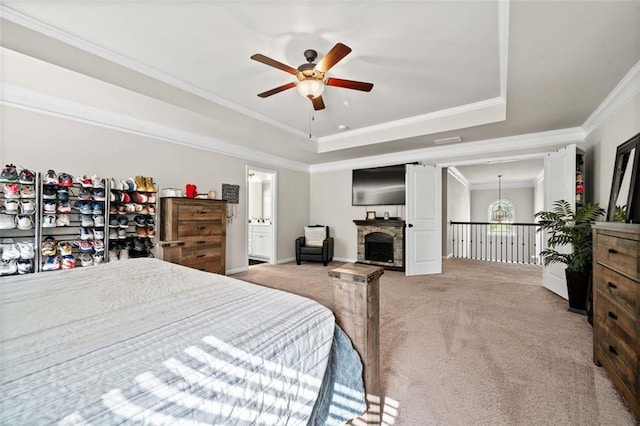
[[17, 258, 33, 274], [117, 229, 127, 239], [16, 215, 33, 230], [79, 227, 93, 240], [18, 168, 35, 184], [144, 237, 155, 250], [42, 214, 56, 228], [108, 217, 120, 228], [75, 201, 92, 215], [109, 228, 118, 239], [79, 187, 92, 200], [79, 175, 93, 188], [3, 183, 20, 199], [92, 202, 104, 215], [92, 239, 105, 253], [55, 214, 70, 227], [56, 187, 69, 202], [134, 215, 146, 227], [119, 247, 129, 260], [118, 216, 129, 228], [80, 215, 94, 228], [1, 242, 20, 260], [43, 200, 56, 214], [93, 214, 105, 227], [135, 226, 147, 237], [42, 185, 56, 200], [0, 164, 18, 183], [110, 178, 121, 191], [42, 255, 60, 271], [4, 199, 19, 213], [117, 204, 126, 214], [108, 249, 119, 262], [125, 203, 136, 213], [79, 253, 93, 267], [147, 225, 156, 238], [145, 177, 156, 193], [0, 259, 18, 275], [20, 199, 36, 214], [92, 188, 105, 201], [92, 175, 105, 188], [17, 241, 35, 259], [93, 252, 104, 265], [57, 201, 71, 214], [58, 172, 74, 187], [0, 214, 16, 230], [75, 238, 94, 253], [19, 185, 35, 199], [147, 192, 156, 203], [61, 255, 76, 269], [42, 237, 57, 256], [58, 241, 73, 256], [43, 169, 57, 185], [147, 205, 156, 214], [93, 228, 104, 240]]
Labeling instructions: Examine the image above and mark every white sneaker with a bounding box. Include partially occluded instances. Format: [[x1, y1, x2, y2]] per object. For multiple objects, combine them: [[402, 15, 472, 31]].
[[42, 215, 57, 228], [1, 242, 20, 260], [17, 259, 33, 274], [4, 199, 19, 213], [20, 199, 36, 214], [93, 253, 104, 265], [17, 242, 35, 259], [79, 253, 93, 267], [108, 249, 119, 262], [93, 215, 105, 227], [119, 248, 129, 260], [80, 215, 94, 227], [56, 214, 70, 227], [16, 215, 33, 230], [0, 259, 17, 275], [0, 214, 16, 229]]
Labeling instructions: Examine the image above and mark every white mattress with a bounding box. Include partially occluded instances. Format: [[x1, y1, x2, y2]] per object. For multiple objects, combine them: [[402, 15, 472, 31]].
[[0, 258, 365, 425]]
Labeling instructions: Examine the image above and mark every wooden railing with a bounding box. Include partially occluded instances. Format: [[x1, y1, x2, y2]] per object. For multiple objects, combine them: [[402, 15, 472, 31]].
[[449, 221, 543, 265]]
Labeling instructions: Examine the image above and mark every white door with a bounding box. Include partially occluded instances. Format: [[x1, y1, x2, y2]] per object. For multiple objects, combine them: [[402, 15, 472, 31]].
[[542, 144, 576, 299], [405, 164, 442, 275]]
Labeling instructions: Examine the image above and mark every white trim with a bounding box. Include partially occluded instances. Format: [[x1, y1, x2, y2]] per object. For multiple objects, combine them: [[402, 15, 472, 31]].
[[447, 167, 471, 188], [0, 5, 310, 141], [0, 84, 310, 173], [471, 180, 534, 190], [311, 127, 585, 173], [498, 0, 510, 100], [245, 165, 277, 266], [442, 151, 549, 167], [333, 256, 357, 263], [583, 59, 640, 136], [533, 169, 544, 185], [226, 266, 248, 275], [277, 257, 296, 265]]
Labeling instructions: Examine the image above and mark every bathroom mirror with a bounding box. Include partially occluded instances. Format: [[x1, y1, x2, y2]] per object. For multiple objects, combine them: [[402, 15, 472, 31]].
[[607, 132, 640, 223]]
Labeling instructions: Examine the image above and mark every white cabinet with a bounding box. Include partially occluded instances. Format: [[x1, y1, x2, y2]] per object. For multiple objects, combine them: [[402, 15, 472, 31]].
[[248, 223, 271, 260]]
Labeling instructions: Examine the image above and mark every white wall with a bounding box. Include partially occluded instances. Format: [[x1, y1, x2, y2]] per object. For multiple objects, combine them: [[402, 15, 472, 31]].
[[0, 49, 311, 273], [585, 92, 640, 209], [470, 187, 535, 222]]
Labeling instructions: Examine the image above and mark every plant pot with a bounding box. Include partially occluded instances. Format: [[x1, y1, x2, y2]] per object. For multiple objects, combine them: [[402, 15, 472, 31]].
[[565, 269, 590, 315]]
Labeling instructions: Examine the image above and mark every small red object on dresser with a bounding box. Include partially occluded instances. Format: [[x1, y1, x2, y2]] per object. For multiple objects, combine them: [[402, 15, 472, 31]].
[[185, 184, 197, 198]]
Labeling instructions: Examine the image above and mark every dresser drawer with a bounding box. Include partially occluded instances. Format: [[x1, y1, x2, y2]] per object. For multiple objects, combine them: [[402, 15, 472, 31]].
[[178, 203, 225, 221], [595, 323, 638, 395], [595, 291, 638, 351], [181, 236, 222, 252], [182, 257, 223, 273], [177, 221, 223, 237], [594, 263, 639, 316], [596, 233, 639, 278]]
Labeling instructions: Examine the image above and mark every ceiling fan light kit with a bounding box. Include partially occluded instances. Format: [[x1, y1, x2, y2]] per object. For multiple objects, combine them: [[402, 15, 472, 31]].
[[251, 42, 373, 111]]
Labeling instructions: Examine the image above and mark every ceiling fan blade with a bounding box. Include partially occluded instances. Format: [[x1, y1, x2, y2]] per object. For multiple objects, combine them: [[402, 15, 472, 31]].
[[315, 43, 352, 72], [312, 96, 326, 111], [326, 77, 374, 92], [257, 82, 297, 98], [251, 53, 298, 75]]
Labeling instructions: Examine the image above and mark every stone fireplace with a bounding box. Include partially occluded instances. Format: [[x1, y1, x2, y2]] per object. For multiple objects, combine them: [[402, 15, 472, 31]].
[[354, 219, 405, 270]]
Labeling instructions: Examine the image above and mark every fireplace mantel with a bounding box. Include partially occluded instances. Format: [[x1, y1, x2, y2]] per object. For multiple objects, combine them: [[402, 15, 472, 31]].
[[354, 219, 405, 271]]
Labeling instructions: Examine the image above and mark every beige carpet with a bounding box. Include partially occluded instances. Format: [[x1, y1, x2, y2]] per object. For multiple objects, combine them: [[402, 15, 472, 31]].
[[232, 259, 636, 425]]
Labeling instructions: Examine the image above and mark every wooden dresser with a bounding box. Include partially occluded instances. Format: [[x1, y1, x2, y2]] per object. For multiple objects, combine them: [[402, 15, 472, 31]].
[[160, 198, 227, 274], [592, 223, 639, 419]]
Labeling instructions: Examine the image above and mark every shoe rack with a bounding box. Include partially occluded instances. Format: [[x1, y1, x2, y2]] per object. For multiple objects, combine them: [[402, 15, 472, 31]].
[[38, 172, 108, 271], [0, 170, 40, 277], [106, 176, 158, 261]]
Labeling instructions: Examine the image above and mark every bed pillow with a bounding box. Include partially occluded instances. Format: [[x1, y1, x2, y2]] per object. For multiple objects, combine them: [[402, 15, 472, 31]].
[[304, 226, 326, 247]]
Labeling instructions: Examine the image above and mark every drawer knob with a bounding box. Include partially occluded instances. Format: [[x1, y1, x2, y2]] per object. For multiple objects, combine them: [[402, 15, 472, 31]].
[[197, 226, 206, 230], [196, 210, 207, 214], [607, 248, 618, 254], [608, 345, 618, 356], [607, 282, 618, 290], [607, 311, 618, 320], [196, 254, 206, 258], [196, 240, 206, 244]]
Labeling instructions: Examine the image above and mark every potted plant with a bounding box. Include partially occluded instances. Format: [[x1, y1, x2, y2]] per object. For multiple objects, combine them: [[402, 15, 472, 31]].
[[535, 200, 605, 314]]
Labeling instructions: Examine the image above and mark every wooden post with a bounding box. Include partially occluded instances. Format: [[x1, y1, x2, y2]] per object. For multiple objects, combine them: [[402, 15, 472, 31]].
[[329, 263, 383, 397]]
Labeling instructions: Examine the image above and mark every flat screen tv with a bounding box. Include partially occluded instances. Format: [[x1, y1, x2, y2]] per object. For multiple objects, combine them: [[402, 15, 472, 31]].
[[352, 164, 406, 206]]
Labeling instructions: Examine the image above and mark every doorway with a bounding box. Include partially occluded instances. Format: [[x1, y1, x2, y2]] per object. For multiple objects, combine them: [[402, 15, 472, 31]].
[[246, 166, 277, 267]]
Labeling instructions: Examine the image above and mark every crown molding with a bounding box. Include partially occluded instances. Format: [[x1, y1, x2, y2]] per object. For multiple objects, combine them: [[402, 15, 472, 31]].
[[447, 167, 471, 188], [310, 127, 584, 173], [0, 84, 310, 173], [0, 5, 310, 141], [582, 59, 640, 136], [471, 180, 534, 190]]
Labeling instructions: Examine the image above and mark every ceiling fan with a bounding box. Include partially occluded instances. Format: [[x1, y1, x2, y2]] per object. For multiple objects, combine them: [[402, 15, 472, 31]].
[[250, 42, 374, 111]]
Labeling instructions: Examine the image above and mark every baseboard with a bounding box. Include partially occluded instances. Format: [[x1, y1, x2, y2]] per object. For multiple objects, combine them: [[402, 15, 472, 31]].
[[226, 266, 248, 275], [333, 257, 357, 263], [277, 257, 296, 264]]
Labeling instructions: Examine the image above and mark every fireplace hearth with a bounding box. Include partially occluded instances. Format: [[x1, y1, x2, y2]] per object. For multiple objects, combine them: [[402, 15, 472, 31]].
[[354, 219, 405, 271]]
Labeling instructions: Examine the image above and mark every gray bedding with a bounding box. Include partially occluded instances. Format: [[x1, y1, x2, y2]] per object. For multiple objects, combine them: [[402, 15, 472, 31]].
[[0, 258, 365, 425]]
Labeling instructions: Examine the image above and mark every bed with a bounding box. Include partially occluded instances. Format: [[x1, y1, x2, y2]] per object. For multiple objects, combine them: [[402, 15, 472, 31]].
[[0, 258, 366, 425]]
